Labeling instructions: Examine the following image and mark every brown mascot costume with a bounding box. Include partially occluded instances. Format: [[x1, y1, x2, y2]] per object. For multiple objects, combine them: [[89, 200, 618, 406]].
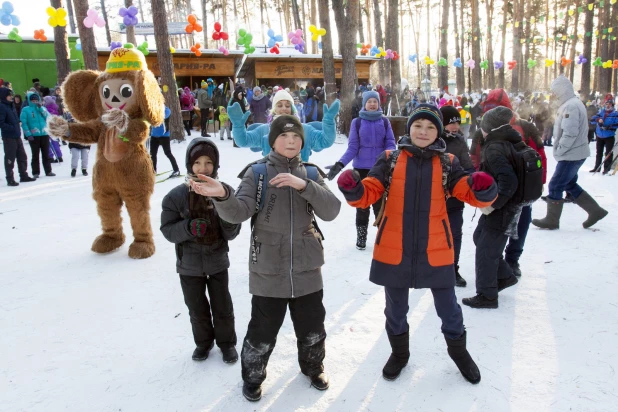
[[46, 46, 164, 259]]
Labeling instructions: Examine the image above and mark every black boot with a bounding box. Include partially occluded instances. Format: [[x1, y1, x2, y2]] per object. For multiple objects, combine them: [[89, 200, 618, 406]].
[[7, 179, 19, 187], [382, 332, 410, 381], [507, 260, 521, 277], [192, 341, 214, 361], [20, 175, 36, 183], [497, 274, 518, 291], [455, 266, 467, 287], [445, 331, 481, 384], [574, 190, 608, 228], [82, 169, 88, 176], [462, 294, 498, 309], [308, 372, 329, 390], [221, 346, 239, 364], [242, 382, 262, 402], [356, 224, 368, 250], [71, 169, 76, 177]]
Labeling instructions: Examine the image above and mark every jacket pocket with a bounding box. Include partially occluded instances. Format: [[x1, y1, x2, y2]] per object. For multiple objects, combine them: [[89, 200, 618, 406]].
[[250, 230, 283, 274], [376, 216, 388, 245], [295, 228, 325, 273], [441, 219, 452, 249]]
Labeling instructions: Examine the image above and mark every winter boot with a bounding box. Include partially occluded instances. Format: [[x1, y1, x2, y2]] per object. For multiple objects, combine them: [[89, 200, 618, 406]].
[[7, 179, 19, 187], [46, 172, 56, 177], [573, 190, 609, 228], [507, 260, 522, 277], [462, 294, 498, 309], [20, 175, 36, 183], [71, 169, 76, 177], [170, 170, 181, 178], [445, 331, 481, 384], [242, 382, 262, 402], [497, 274, 518, 291], [356, 224, 368, 250], [308, 372, 330, 390], [192, 341, 214, 361], [221, 346, 239, 364], [531, 199, 564, 230], [382, 332, 410, 381], [455, 266, 467, 287], [82, 169, 88, 176]]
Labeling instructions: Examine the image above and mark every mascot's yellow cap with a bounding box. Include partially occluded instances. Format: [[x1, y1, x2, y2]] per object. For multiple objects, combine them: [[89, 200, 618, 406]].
[[106, 46, 147, 73]]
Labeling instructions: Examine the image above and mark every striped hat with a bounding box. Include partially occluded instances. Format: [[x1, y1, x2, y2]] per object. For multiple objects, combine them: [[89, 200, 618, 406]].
[[407, 104, 444, 136]]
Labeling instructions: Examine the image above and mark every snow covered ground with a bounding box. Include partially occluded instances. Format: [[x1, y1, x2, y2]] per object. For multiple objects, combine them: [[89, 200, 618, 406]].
[[1, 134, 617, 412]]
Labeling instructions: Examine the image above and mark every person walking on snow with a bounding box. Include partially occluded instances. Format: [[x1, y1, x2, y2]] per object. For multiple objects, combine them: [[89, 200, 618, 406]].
[[589, 96, 618, 174], [532, 75, 608, 230], [150, 105, 181, 178], [20, 92, 55, 178], [325, 91, 396, 250], [196, 81, 213, 137], [337, 104, 497, 384]]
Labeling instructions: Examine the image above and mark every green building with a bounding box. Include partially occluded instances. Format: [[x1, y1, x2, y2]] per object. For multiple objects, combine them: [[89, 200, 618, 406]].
[[0, 35, 85, 95]]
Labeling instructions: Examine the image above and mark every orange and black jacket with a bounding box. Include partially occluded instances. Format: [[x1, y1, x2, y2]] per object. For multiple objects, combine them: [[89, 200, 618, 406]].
[[340, 137, 498, 289]]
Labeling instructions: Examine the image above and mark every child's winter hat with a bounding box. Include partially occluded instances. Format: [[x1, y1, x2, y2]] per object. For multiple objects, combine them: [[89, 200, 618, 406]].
[[187, 138, 220, 176], [201, 80, 207, 88], [269, 115, 304, 148], [43, 95, 56, 106], [439, 105, 461, 124], [481, 106, 514, 133], [362, 91, 380, 107], [407, 104, 444, 136], [271, 90, 297, 114], [482, 88, 512, 113], [253, 86, 262, 94]]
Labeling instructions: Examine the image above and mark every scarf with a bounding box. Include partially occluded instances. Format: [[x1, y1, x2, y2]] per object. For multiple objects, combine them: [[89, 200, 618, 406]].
[[358, 108, 384, 121], [252, 93, 265, 101]]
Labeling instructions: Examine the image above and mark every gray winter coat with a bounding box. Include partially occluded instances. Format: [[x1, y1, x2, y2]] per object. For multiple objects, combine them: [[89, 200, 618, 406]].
[[213, 151, 341, 298], [196, 88, 213, 110], [550, 76, 591, 162]]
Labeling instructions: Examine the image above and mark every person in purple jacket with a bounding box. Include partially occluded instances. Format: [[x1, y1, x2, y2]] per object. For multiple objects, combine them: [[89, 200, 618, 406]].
[[326, 90, 396, 250]]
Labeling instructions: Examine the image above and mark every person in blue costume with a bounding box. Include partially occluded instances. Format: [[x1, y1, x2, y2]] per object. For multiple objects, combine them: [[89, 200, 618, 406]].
[[227, 89, 340, 162]]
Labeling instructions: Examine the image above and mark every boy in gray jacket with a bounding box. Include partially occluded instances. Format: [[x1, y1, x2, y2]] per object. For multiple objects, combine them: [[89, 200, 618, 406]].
[[189, 115, 341, 401], [160, 138, 241, 363]]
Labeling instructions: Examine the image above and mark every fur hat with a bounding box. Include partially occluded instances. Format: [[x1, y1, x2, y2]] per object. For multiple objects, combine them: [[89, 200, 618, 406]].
[[439, 105, 461, 124], [269, 115, 304, 149], [362, 91, 380, 108], [407, 104, 444, 136], [481, 106, 514, 133]]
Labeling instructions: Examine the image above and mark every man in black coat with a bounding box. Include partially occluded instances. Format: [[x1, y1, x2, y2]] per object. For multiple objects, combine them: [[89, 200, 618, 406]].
[[0, 87, 35, 186], [463, 107, 521, 309]]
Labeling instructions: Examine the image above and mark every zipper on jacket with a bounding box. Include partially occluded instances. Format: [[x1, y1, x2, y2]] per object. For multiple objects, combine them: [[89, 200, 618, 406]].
[[441, 219, 452, 249], [412, 156, 422, 289], [288, 163, 295, 298]]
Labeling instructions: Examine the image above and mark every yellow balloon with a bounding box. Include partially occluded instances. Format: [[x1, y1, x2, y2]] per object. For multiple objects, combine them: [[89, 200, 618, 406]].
[[309, 25, 317, 33], [46, 7, 55, 17], [48, 17, 57, 27], [170, 47, 176, 53], [57, 8, 67, 18], [318, 28, 326, 36], [163, 85, 169, 92]]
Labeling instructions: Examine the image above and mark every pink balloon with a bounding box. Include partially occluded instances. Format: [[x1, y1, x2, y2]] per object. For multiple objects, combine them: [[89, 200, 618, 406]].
[[218, 45, 229, 56]]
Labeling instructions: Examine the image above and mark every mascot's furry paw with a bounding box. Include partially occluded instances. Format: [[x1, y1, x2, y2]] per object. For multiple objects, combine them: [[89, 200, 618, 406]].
[[91, 234, 126, 254], [102, 109, 130, 133], [46, 115, 70, 139], [128, 241, 155, 259]]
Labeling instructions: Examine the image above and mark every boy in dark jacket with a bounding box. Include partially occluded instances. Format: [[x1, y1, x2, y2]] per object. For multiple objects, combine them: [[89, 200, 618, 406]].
[[337, 104, 498, 384], [160, 138, 241, 363], [440, 105, 475, 287], [188, 115, 341, 401], [463, 107, 522, 309], [0, 88, 36, 186]]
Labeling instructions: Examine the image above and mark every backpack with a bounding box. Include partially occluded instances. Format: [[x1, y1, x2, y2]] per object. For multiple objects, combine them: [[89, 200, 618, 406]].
[[373, 149, 451, 226], [354, 117, 390, 137]]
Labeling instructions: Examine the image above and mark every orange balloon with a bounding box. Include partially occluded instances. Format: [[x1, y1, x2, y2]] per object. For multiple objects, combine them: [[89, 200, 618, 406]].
[[194, 23, 203, 32], [188, 14, 197, 24], [185, 24, 193, 33]]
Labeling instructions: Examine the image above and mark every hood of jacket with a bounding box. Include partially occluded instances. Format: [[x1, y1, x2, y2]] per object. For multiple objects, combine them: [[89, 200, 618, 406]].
[[185, 137, 220, 176], [483, 124, 523, 146], [0, 87, 13, 105], [26, 91, 42, 108], [551, 75, 576, 107]]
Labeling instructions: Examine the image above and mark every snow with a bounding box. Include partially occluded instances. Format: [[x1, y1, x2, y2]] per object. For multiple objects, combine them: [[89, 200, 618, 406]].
[[1, 135, 617, 412]]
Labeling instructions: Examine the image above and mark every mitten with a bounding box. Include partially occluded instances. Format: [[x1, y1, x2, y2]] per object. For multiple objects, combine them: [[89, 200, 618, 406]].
[[469, 172, 494, 191], [227, 102, 251, 127], [337, 169, 360, 190], [326, 162, 344, 181], [46, 115, 70, 138], [189, 218, 208, 237], [102, 108, 130, 133], [321, 100, 341, 125]]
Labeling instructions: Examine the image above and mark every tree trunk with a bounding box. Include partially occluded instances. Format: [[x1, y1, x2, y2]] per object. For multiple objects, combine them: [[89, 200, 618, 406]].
[[332, 0, 359, 134], [318, 0, 336, 101], [438, 0, 449, 91], [485, 0, 495, 88], [125, 0, 137, 45], [373, 0, 387, 85], [358, 4, 365, 43], [498, 1, 507, 89], [100, 0, 112, 46], [387, 0, 400, 113], [291, 0, 303, 32], [452, 0, 464, 92], [151, 0, 184, 141], [201, 0, 209, 47], [50, 0, 71, 85], [66, 0, 76, 34], [544, 0, 550, 88], [522, 7, 531, 90], [310, 0, 318, 53], [470, 0, 481, 91], [511, 0, 522, 92], [567, 0, 581, 82], [599, 0, 612, 93], [221, 0, 229, 50], [559, 0, 573, 75], [73, 0, 98, 70]]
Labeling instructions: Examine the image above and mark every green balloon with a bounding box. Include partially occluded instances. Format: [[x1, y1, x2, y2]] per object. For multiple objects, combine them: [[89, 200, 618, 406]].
[[238, 28, 247, 37], [245, 33, 253, 43]]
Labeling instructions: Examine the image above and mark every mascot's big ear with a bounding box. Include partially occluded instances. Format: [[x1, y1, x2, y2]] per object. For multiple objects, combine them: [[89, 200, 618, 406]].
[[136, 70, 165, 126], [61, 70, 103, 122]]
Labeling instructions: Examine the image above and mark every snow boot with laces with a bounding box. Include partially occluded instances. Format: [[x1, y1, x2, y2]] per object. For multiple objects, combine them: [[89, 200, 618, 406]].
[[445, 331, 481, 384], [532, 199, 564, 230], [573, 190, 608, 228], [356, 224, 368, 250], [382, 332, 410, 381]]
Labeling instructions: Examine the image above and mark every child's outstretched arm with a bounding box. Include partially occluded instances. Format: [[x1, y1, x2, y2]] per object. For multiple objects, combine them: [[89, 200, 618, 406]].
[[305, 100, 340, 153], [448, 155, 498, 208], [228, 102, 268, 151], [46, 116, 102, 145], [337, 151, 389, 209]]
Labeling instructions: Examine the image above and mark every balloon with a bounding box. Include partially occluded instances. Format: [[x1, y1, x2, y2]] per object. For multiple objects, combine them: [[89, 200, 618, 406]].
[[385, 49, 395, 60], [238, 28, 247, 37], [602, 60, 613, 69], [376, 47, 386, 58], [7, 26, 20, 41], [75, 38, 82, 51], [34, 29, 47, 42], [613, 60, 618, 69], [212, 21, 228, 41], [267, 28, 283, 48], [118, 6, 138, 27], [191, 43, 202, 56], [370, 46, 380, 56], [544, 59, 555, 67], [218, 45, 229, 55], [561, 56, 573, 67], [494, 61, 504, 70], [137, 41, 149, 56], [527, 59, 537, 69], [83, 8, 105, 28], [270, 44, 280, 54], [507, 60, 517, 70], [294, 41, 305, 53], [424, 56, 435, 65], [110, 41, 122, 51], [237, 29, 253, 47], [288, 29, 304, 50], [577, 54, 588, 64], [162, 85, 169, 93], [480, 60, 489, 70], [318, 41, 322, 50], [408, 53, 417, 63], [0, 1, 20, 26], [244, 45, 256, 54], [47, 6, 67, 28], [453, 57, 462, 68], [309, 24, 326, 41], [360, 43, 371, 55], [185, 14, 202, 33], [170, 46, 176, 53], [392, 51, 400, 60], [438, 57, 448, 66], [465, 59, 475, 69], [592, 57, 603, 67]]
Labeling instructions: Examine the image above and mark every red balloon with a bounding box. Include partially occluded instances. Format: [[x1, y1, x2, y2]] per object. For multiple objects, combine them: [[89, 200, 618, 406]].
[[220, 32, 229, 40], [214, 22, 221, 32], [212, 32, 220, 41]]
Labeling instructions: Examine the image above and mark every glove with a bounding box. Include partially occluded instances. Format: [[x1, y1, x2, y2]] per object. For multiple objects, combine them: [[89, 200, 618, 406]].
[[189, 218, 208, 237], [337, 169, 360, 190], [326, 162, 344, 181], [480, 206, 495, 215], [469, 172, 494, 191], [27, 136, 34, 141]]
